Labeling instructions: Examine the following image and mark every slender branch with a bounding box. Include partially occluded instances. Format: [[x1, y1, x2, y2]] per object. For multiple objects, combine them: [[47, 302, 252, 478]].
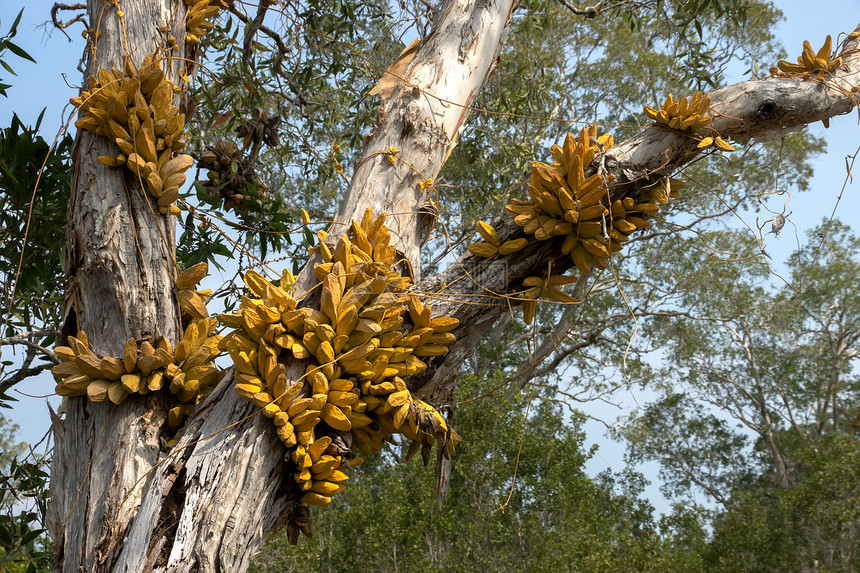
[[513, 320, 601, 388], [0, 329, 60, 363], [512, 298, 581, 387], [228, 4, 288, 62], [227, 4, 307, 107], [511, 306, 728, 388], [554, 0, 602, 18], [0, 346, 44, 395], [50, 2, 87, 42], [51, 3, 87, 29], [544, 394, 620, 430], [676, 462, 729, 507], [242, 0, 272, 69]]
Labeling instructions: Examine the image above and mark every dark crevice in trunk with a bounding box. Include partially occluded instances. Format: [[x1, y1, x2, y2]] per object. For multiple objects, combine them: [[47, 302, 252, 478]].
[[151, 461, 188, 569]]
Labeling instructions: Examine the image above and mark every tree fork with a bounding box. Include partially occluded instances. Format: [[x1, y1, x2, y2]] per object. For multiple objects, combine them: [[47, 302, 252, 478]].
[[48, 0, 520, 571], [111, 1, 521, 569]]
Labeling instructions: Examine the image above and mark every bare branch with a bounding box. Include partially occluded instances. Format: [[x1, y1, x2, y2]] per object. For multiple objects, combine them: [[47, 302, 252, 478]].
[[228, 4, 288, 65], [545, 395, 619, 430], [554, 0, 602, 18], [0, 329, 60, 363], [227, 4, 308, 108], [677, 462, 730, 507], [0, 345, 46, 396], [241, 0, 272, 69], [512, 295, 582, 387], [554, 0, 657, 20], [50, 3, 87, 39]]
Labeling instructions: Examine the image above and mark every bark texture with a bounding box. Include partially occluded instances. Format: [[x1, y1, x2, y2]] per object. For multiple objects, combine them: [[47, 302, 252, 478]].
[[319, 0, 517, 283], [48, 1, 187, 571]]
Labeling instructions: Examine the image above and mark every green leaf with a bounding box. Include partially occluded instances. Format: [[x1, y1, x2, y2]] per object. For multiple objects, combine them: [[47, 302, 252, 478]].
[[5, 41, 35, 64], [9, 9, 23, 37], [0, 58, 17, 76]]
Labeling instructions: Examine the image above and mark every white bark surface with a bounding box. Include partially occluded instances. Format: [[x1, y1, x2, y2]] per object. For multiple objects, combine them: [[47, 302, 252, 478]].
[[303, 0, 518, 287]]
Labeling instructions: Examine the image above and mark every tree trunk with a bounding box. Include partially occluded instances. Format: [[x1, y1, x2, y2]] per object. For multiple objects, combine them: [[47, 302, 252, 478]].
[[46, 2, 860, 570], [47, 0, 188, 571], [48, 0, 519, 571]]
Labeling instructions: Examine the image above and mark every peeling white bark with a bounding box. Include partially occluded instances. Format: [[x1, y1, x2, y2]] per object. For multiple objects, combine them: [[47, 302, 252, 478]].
[[325, 0, 518, 282], [608, 31, 860, 189]]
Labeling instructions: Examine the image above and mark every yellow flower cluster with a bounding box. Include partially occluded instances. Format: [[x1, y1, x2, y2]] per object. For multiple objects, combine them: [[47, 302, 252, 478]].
[[70, 53, 191, 215], [218, 208, 462, 507], [51, 264, 221, 430], [469, 125, 687, 324]]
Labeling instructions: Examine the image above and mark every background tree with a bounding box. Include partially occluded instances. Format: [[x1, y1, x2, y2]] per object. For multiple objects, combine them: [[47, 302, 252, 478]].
[[0, 13, 60, 572], [621, 221, 860, 571], [0, 412, 52, 573], [0, 7, 71, 403]]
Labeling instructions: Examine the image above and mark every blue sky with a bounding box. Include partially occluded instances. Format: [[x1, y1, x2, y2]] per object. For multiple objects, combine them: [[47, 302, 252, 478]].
[[1, 0, 860, 514]]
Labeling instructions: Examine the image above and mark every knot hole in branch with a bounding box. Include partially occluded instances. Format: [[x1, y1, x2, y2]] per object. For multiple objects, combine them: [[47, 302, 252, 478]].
[[756, 100, 778, 121]]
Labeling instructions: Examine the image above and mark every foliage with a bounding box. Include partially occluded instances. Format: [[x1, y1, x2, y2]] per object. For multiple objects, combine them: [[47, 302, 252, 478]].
[[253, 363, 699, 573], [0, 9, 72, 410], [178, 0, 400, 277], [621, 221, 860, 569], [0, 114, 73, 337], [0, 414, 52, 573], [0, 9, 35, 99], [0, 413, 25, 465], [704, 435, 860, 572], [0, 14, 65, 569], [0, 7, 70, 343]]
